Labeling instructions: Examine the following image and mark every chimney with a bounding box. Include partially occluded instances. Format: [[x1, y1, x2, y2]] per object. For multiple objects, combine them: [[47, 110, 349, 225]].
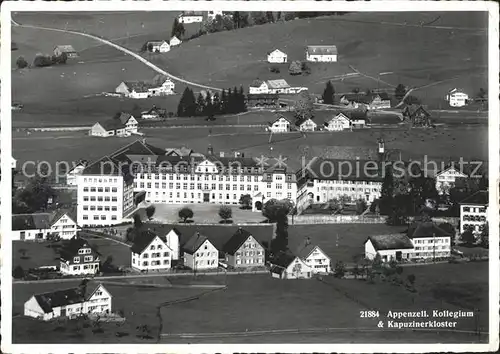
[[207, 145, 214, 156]]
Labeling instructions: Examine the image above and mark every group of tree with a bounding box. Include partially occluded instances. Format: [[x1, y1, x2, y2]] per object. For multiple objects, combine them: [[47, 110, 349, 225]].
[[293, 90, 315, 123], [171, 17, 186, 39], [322, 81, 336, 104], [288, 61, 311, 76], [30, 52, 68, 68], [239, 194, 252, 210], [261, 198, 296, 255], [394, 84, 407, 101], [176, 86, 246, 118], [218, 205, 233, 224], [13, 169, 56, 214]]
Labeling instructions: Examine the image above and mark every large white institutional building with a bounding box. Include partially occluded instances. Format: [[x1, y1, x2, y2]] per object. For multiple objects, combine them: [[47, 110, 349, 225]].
[[74, 140, 390, 227]]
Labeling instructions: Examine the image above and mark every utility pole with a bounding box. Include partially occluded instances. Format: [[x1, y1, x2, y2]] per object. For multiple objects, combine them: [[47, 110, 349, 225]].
[[433, 232, 436, 263]]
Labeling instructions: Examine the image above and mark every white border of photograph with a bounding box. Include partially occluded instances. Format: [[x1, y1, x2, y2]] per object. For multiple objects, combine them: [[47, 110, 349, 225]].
[[1, 1, 499, 353]]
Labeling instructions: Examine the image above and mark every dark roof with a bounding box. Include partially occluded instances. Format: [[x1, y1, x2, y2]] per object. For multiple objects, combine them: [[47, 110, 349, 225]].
[[12, 213, 51, 231], [59, 236, 99, 261], [223, 227, 263, 255], [50, 208, 78, 227], [33, 288, 85, 313], [341, 92, 390, 104], [250, 79, 265, 88], [183, 232, 210, 254], [403, 105, 430, 117], [81, 156, 122, 176], [459, 190, 488, 205], [97, 118, 125, 131], [407, 222, 452, 239], [123, 81, 153, 93], [367, 234, 414, 251], [368, 113, 403, 125], [130, 230, 165, 254], [117, 112, 133, 125], [271, 251, 297, 269], [306, 45, 338, 55]]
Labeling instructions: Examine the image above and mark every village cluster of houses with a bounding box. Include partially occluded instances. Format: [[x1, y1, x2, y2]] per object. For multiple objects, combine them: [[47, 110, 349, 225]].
[[249, 79, 307, 96], [143, 36, 182, 54], [267, 46, 338, 64], [89, 112, 140, 138], [267, 111, 368, 133], [114, 75, 176, 99]]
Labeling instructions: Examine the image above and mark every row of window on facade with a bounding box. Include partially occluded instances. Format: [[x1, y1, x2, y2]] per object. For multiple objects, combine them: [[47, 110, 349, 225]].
[[321, 186, 379, 192], [82, 196, 119, 202], [83, 205, 119, 211], [83, 187, 119, 193], [134, 260, 170, 266], [462, 215, 487, 222], [414, 246, 450, 251], [235, 250, 264, 257], [146, 191, 292, 200], [462, 223, 486, 231], [142, 252, 170, 258], [70, 264, 98, 271], [235, 258, 263, 265], [462, 206, 487, 213], [82, 215, 118, 221], [83, 178, 120, 183], [73, 256, 94, 263], [413, 239, 450, 244]]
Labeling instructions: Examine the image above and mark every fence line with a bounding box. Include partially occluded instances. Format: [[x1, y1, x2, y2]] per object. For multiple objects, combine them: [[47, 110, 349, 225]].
[[293, 215, 387, 224]]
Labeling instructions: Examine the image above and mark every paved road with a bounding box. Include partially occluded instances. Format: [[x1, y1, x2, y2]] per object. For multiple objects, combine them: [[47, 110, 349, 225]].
[[11, 18, 222, 92]]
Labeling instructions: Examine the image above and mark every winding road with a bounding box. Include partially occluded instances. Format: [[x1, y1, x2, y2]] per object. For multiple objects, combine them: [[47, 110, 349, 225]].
[[11, 18, 222, 92]]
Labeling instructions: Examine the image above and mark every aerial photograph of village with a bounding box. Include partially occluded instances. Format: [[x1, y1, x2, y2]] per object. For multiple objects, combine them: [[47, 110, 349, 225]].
[[7, 8, 491, 345]]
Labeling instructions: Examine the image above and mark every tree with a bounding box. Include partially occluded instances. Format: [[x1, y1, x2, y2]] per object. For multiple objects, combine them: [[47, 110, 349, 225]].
[[33, 53, 54, 67], [218, 205, 233, 223], [178, 207, 194, 223], [438, 222, 456, 238], [177, 87, 197, 117], [171, 18, 185, 39], [352, 264, 360, 279], [196, 93, 207, 116], [238, 86, 247, 113], [232, 11, 241, 29], [372, 253, 383, 270], [212, 92, 221, 115], [220, 89, 228, 114], [79, 279, 89, 297], [301, 61, 311, 75], [147, 43, 153, 52], [355, 198, 367, 215], [334, 261, 346, 278], [460, 229, 475, 246], [133, 214, 143, 229], [262, 199, 292, 222], [407, 274, 416, 291], [293, 91, 314, 121], [477, 87, 487, 99], [13, 265, 25, 279], [288, 60, 302, 75], [327, 198, 343, 214], [145, 205, 156, 220], [55, 52, 68, 64], [126, 227, 136, 243], [12, 167, 55, 213], [380, 165, 394, 215], [322, 81, 335, 104], [16, 56, 28, 69], [395, 84, 406, 100], [480, 223, 488, 248], [239, 194, 252, 209]]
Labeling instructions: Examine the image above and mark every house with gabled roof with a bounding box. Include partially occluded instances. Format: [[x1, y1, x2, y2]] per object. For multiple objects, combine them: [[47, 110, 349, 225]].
[[131, 230, 174, 271], [402, 105, 431, 126], [182, 232, 219, 270], [54, 45, 78, 58], [222, 227, 265, 268], [141, 105, 167, 120], [446, 88, 469, 107], [295, 237, 331, 274], [306, 45, 337, 62], [435, 164, 468, 195], [267, 79, 291, 94], [267, 115, 292, 133], [115, 81, 152, 99], [90, 113, 138, 137], [24, 283, 112, 321], [267, 49, 288, 63], [12, 209, 79, 241], [324, 112, 351, 131], [297, 117, 317, 132], [270, 251, 313, 279], [407, 221, 453, 259], [364, 234, 414, 262], [66, 160, 88, 186], [146, 40, 170, 53], [170, 36, 182, 47], [59, 235, 100, 275], [249, 79, 269, 95], [459, 190, 488, 237]]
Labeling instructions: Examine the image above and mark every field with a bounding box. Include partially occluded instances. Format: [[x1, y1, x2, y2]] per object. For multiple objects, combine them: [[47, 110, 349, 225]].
[[13, 260, 488, 343], [11, 11, 489, 129], [13, 124, 488, 180]]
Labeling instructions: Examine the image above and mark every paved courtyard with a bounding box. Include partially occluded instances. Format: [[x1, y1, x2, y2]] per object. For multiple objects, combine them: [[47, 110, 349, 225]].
[[148, 203, 266, 224]]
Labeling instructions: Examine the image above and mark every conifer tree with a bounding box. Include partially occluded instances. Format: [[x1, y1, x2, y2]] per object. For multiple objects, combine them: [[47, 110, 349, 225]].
[[225, 88, 233, 114], [239, 85, 247, 112], [212, 92, 221, 114], [322, 81, 335, 104], [196, 93, 206, 116], [185, 88, 197, 117], [176, 87, 190, 116], [220, 89, 227, 114]]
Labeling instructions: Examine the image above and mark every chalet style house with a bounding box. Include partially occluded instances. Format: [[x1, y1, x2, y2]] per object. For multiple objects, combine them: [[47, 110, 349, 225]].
[[59, 235, 100, 275], [222, 227, 265, 268]]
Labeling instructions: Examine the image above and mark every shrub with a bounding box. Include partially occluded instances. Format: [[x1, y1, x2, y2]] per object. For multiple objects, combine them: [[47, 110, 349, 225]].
[[33, 54, 54, 67], [269, 66, 280, 74], [16, 56, 28, 69], [288, 60, 302, 76]]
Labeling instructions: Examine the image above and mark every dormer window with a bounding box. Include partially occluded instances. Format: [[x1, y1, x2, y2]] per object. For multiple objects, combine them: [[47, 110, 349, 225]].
[[73, 257, 80, 263]]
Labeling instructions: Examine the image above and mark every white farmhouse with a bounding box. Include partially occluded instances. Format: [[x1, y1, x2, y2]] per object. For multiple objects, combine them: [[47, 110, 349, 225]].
[[148, 76, 175, 96], [446, 88, 469, 107], [146, 40, 170, 53], [297, 118, 317, 132], [12, 209, 79, 241], [90, 113, 138, 138], [169, 36, 182, 47], [435, 165, 468, 195], [323, 113, 351, 131], [131, 230, 174, 271], [306, 45, 338, 62], [267, 79, 291, 94], [59, 235, 100, 276], [295, 238, 331, 274], [249, 80, 269, 95], [270, 252, 313, 279], [407, 222, 453, 260], [178, 11, 204, 24], [115, 81, 152, 99], [267, 49, 288, 63], [182, 232, 219, 270], [267, 116, 292, 133], [24, 283, 112, 321], [459, 190, 488, 237], [364, 234, 414, 262], [66, 160, 88, 186]]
